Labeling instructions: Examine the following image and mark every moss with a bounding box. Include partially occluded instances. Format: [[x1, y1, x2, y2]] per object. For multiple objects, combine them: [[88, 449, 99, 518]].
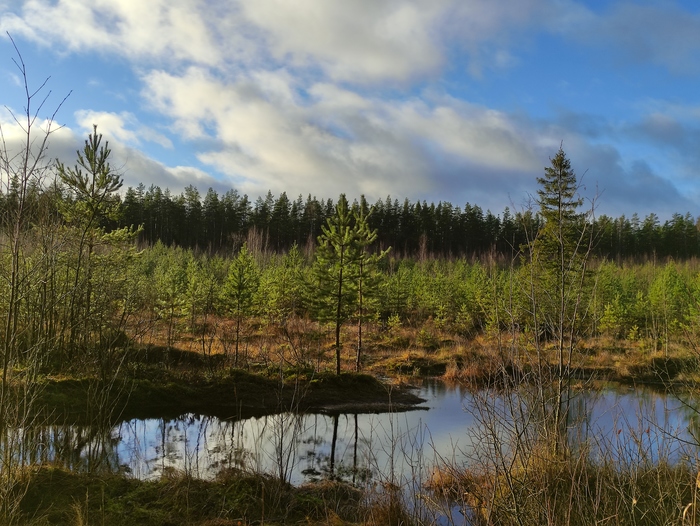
[[30, 367, 423, 426], [19, 467, 363, 526]]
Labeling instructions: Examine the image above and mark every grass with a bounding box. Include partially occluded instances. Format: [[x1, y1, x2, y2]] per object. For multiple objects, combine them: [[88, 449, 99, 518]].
[[118, 313, 700, 391], [18, 314, 700, 432], [18, 467, 366, 525], [426, 457, 698, 526], [10, 315, 700, 525], [32, 361, 426, 426]]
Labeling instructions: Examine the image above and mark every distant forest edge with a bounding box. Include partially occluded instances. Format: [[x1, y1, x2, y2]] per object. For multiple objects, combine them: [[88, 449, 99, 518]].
[[112, 184, 697, 260], [8, 180, 696, 260]]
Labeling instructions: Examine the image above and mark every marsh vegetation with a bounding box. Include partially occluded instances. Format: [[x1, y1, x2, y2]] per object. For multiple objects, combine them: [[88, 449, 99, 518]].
[[4, 45, 700, 525]]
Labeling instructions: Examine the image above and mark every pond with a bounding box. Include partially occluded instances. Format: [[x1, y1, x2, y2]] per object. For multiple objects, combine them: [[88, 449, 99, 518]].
[[17, 380, 700, 488]]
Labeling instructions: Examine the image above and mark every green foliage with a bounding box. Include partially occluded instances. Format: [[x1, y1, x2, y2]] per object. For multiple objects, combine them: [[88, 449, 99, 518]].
[[310, 195, 360, 374], [57, 125, 122, 225], [535, 147, 584, 252], [528, 147, 592, 335], [352, 205, 389, 369], [310, 195, 390, 373], [649, 261, 691, 347], [153, 248, 189, 350], [387, 312, 402, 332], [450, 261, 492, 335], [381, 259, 413, 321], [53, 125, 139, 366], [353, 207, 387, 316], [222, 243, 260, 364], [223, 243, 260, 318], [311, 195, 358, 323], [184, 255, 222, 330], [255, 244, 306, 325]]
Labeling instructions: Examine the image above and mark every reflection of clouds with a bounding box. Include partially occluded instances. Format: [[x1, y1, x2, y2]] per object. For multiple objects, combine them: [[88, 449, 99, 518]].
[[577, 388, 691, 465], [5, 384, 698, 486]]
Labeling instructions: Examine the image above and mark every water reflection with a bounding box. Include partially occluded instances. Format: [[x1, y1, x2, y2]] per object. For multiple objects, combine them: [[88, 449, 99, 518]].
[[4, 425, 123, 474], [574, 387, 692, 464], [5, 381, 699, 485], [109, 410, 436, 484]]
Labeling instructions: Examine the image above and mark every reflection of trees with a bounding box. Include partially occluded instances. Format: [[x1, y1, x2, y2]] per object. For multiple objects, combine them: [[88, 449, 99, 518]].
[[298, 413, 372, 485], [136, 414, 252, 479], [263, 411, 306, 483], [353, 413, 358, 484], [0, 423, 120, 474], [329, 413, 339, 477], [6, 386, 695, 496], [677, 393, 700, 446], [0, 415, 254, 479]]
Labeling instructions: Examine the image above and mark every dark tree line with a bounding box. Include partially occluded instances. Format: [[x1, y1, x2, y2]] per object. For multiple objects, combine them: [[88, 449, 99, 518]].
[[113, 184, 700, 261], [1, 181, 697, 260]]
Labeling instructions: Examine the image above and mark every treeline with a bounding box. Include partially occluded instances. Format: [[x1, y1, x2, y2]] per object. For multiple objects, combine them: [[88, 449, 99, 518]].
[[116, 184, 700, 260], [2, 182, 699, 369]]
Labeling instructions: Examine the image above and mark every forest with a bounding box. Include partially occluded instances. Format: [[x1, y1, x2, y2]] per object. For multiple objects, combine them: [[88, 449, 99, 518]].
[[3, 134, 700, 382], [113, 181, 700, 261], [4, 59, 700, 525]]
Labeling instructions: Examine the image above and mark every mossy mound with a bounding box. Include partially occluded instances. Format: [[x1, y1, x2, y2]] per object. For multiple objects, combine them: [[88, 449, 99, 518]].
[[20, 467, 363, 525]]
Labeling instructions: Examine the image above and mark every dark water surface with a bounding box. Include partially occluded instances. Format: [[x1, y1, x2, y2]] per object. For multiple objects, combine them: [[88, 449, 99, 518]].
[[21, 380, 698, 486]]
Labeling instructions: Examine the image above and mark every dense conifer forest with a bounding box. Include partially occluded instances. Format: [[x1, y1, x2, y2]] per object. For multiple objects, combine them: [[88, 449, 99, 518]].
[[110, 183, 700, 260]]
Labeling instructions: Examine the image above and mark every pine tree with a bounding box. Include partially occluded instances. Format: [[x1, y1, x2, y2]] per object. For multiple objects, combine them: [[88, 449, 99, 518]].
[[535, 147, 584, 261], [57, 125, 128, 356], [222, 243, 259, 366], [202, 188, 223, 250], [154, 247, 189, 351], [312, 195, 359, 375], [353, 204, 389, 371]]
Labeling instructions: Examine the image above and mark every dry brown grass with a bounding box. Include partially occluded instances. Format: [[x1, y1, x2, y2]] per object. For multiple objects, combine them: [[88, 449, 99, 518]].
[[122, 313, 700, 385]]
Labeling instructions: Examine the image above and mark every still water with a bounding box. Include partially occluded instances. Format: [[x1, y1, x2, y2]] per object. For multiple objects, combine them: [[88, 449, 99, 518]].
[[22, 381, 700, 486]]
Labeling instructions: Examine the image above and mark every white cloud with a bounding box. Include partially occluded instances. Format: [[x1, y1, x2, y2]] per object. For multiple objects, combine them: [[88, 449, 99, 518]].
[[74, 110, 173, 149], [0, 0, 234, 66], [0, 116, 81, 185], [0, 109, 212, 198], [636, 99, 700, 124], [9, 0, 698, 86], [140, 67, 556, 205], [240, 0, 444, 83], [118, 153, 223, 196], [389, 98, 540, 172], [143, 67, 429, 197], [4, 0, 699, 219], [2, 0, 563, 84]]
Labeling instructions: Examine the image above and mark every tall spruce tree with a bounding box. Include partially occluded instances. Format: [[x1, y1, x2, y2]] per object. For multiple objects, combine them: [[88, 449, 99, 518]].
[[531, 146, 592, 456], [535, 147, 583, 260]]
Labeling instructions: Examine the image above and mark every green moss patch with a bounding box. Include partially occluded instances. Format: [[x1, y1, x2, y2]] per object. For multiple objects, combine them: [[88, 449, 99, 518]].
[[19, 467, 363, 525]]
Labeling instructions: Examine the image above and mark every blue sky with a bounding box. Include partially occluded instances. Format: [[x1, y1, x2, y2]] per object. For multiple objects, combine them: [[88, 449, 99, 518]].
[[1, 0, 699, 219]]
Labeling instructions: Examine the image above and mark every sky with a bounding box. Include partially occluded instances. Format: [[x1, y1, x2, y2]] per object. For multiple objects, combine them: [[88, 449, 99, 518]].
[[1, 0, 699, 220]]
